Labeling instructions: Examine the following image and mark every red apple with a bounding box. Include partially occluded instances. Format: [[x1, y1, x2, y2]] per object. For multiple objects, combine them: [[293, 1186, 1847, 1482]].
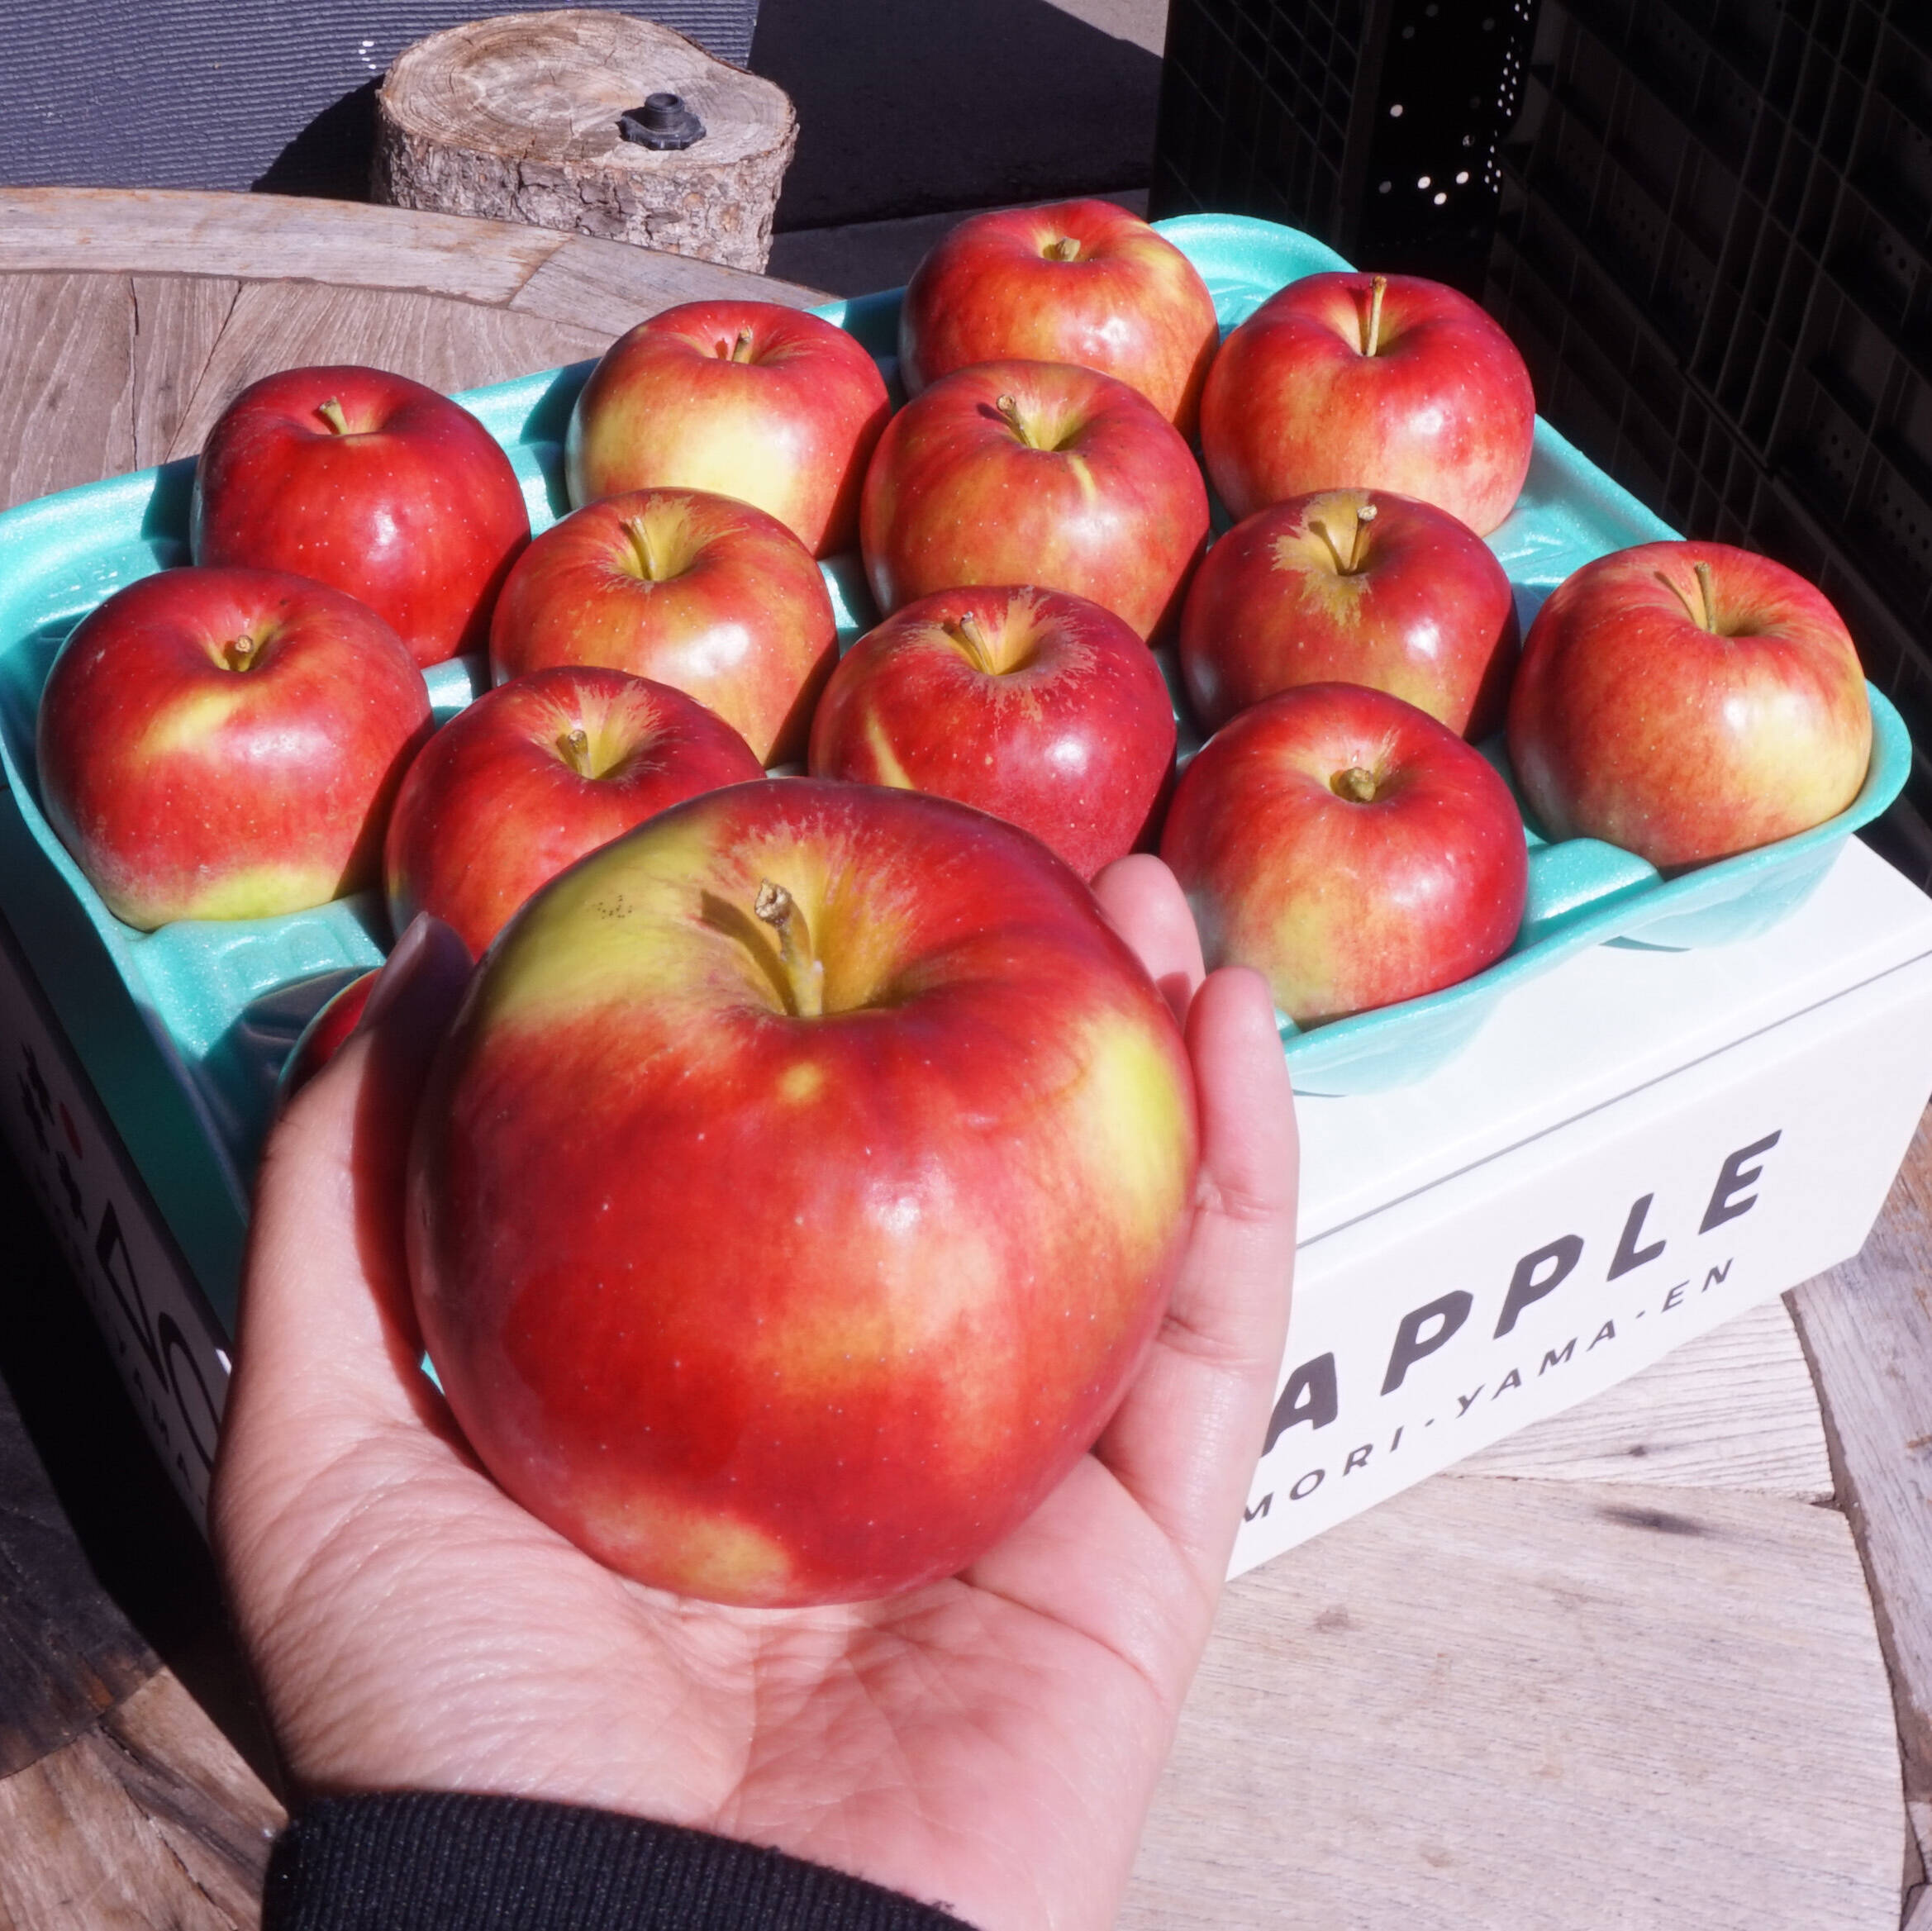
[[1179, 488, 1519, 736], [36, 568, 431, 930], [861, 359, 1209, 640], [385, 666, 765, 958], [1506, 540, 1871, 868], [191, 365, 531, 668], [564, 301, 891, 557], [277, 968, 378, 1107], [406, 778, 1200, 1605], [1200, 272, 1535, 536], [808, 586, 1176, 878], [900, 198, 1221, 435], [488, 488, 837, 766], [1161, 683, 1526, 1023]]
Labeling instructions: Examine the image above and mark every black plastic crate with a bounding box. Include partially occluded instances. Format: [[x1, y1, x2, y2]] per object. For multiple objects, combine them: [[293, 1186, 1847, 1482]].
[[1150, 0, 1541, 291], [1494, 0, 1932, 888]]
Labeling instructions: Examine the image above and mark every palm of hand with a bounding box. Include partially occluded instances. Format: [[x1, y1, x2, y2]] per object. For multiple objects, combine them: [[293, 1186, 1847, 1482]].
[[214, 859, 1297, 1931]]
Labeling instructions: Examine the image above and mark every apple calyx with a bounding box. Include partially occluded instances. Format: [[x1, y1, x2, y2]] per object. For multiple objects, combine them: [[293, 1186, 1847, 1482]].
[[1359, 276, 1390, 358], [753, 879, 825, 1018], [716, 326, 758, 364], [316, 397, 351, 435], [1047, 235, 1082, 262], [1330, 765, 1381, 803]]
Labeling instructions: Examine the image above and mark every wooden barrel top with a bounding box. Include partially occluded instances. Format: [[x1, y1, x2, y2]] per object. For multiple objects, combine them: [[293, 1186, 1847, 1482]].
[[1, 187, 1929, 1929]]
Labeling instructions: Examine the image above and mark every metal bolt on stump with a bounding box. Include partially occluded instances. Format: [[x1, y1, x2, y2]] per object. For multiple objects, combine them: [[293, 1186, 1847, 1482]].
[[373, 11, 797, 273]]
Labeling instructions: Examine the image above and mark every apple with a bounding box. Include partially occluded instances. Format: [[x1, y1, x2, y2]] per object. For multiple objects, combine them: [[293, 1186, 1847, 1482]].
[[860, 359, 1209, 640], [564, 300, 891, 558], [406, 778, 1200, 1605], [1506, 540, 1871, 868], [488, 488, 837, 767], [1161, 683, 1526, 1023], [1200, 272, 1536, 536], [277, 968, 378, 1107], [386, 666, 765, 958], [1179, 488, 1520, 737], [899, 197, 1221, 435], [36, 568, 431, 930], [808, 586, 1176, 878], [190, 365, 531, 668]]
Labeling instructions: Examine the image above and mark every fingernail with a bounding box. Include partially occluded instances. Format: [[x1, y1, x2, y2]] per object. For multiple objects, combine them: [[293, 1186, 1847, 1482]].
[[355, 912, 435, 1037]]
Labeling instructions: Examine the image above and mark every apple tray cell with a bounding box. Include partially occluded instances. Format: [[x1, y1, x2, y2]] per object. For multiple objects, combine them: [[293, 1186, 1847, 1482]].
[[0, 212, 1909, 1326]]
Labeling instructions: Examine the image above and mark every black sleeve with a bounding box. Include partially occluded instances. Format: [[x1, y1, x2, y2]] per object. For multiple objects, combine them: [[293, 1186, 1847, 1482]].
[[263, 1792, 979, 1931]]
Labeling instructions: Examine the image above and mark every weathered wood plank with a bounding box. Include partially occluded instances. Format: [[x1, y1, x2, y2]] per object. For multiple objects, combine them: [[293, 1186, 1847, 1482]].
[[509, 232, 825, 337], [0, 1669, 279, 1931], [0, 273, 237, 511], [1456, 1297, 1834, 1499], [1790, 1105, 1932, 1800], [164, 281, 615, 460], [0, 188, 566, 307], [1125, 1475, 1902, 1931]]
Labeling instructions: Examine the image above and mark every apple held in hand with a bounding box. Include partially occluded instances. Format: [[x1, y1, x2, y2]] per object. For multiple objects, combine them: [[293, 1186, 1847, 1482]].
[[861, 359, 1209, 640], [1180, 488, 1519, 736], [489, 488, 837, 765], [36, 568, 431, 930], [565, 300, 891, 557], [1161, 683, 1526, 1024], [277, 968, 378, 1109], [407, 779, 1200, 1605], [1201, 272, 1535, 536], [1506, 540, 1871, 868], [191, 365, 530, 668], [808, 586, 1176, 878], [900, 197, 1221, 435], [386, 666, 765, 958]]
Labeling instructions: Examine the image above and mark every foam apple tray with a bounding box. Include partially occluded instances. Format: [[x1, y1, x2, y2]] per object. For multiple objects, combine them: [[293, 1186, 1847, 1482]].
[[0, 212, 1911, 1321]]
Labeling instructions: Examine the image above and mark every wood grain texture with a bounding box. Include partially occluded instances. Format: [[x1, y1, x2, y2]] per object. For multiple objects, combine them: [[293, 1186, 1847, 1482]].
[[508, 232, 825, 335], [374, 12, 797, 273], [0, 1669, 280, 1931], [1125, 1475, 1903, 1931], [163, 281, 614, 459], [1457, 1297, 1834, 1499], [0, 188, 566, 305], [1790, 1105, 1932, 1800]]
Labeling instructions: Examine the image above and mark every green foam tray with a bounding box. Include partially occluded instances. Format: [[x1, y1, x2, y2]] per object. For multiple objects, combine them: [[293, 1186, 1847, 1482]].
[[0, 212, 1908, 1325]]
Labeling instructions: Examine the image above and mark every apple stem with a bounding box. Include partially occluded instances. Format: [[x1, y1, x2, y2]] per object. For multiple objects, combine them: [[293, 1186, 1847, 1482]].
[[1350, 500, 1378, 573], [1658, 568, 1711, 631], [226, 633, 258, 672], [995, 393, 1037, 449], [624, 516, 664, 583], [1049, 235, 1081, 261], [1694, 559, 1717, 633], [558, 725, 592, 775], [950, 610, 997, 673], [1331, 766, 1379, 803], [754, 880, 824, 1019], [316, 397, 350, 435], [1363, 275, 1388, 358], [730, 326, 756, 364]]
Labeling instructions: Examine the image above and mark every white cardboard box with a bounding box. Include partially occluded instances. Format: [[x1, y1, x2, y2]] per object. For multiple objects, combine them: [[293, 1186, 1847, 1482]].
[[2, 841, 1930, 1564], [1235, 834, 1932, 1572]]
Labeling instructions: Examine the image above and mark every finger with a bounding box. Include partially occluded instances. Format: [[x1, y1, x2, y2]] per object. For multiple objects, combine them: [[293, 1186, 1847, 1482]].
[[1092, 963, 1297, 1590], [1092, 853, 1205, 1025], [221, 915, 473, 1456]]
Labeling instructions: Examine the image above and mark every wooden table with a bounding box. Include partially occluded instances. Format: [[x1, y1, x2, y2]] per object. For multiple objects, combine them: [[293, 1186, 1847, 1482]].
[[2, 188, 1930, 1931]]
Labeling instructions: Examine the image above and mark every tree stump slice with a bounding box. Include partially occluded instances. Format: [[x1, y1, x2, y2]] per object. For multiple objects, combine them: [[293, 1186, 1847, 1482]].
[[374, 12, 797, 273]]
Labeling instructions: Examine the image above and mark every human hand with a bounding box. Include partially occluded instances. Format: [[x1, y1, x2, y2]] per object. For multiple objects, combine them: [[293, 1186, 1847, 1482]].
[[212, 854, 1297, 1931]]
